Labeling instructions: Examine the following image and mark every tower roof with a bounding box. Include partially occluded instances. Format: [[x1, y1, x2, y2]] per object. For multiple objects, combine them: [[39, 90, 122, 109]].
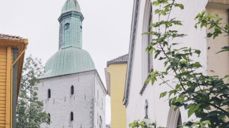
[[43, 47, 95, 78], [41, 0, 95, 78], [61, 0, 81, 14]]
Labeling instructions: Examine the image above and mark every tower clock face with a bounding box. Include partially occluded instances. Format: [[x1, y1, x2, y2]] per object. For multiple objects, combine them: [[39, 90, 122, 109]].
[[64, 23, 70, 30]]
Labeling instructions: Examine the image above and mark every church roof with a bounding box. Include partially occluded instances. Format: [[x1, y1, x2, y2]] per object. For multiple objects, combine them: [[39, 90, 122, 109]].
[[107, 54, 128, 66], [61, 0, 81, 14]]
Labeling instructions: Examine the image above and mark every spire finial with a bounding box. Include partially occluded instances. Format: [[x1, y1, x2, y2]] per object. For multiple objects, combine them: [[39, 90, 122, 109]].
[[61, 0, 81, 14]]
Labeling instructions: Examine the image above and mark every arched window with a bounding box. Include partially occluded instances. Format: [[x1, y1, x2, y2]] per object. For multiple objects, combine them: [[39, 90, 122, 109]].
[[64, 23, 70, 45], [166, 107, 182, 128], [140, 0, 153, 94], [64, 23, 70, 30], [48, 89, 51, 99], [70, 112, 74, 121], [71, 85, 74, 95]]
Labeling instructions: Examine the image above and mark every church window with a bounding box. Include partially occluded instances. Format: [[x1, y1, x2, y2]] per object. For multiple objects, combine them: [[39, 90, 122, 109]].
[[166, 108, 182, 127], [71, 85, 74, 95], [99, 116, 102, 128], [142, 0, 153, 78], [177, 113, 182, 127], [144, 100, 149, 119], [64, 23, 70, 30], [140, 0, 153, 95], [64, 23, 70, 44], [48, 113, 51, 124], [101, 100, 103, 109], [48, 89, 51, 99], [70, 112, 74, 121]]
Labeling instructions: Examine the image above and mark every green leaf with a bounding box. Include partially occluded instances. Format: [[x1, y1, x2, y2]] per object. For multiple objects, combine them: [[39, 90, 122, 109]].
[[188, 104, 200, 117], [160, 91, 167, 98], [217, 46, 229, 53], [174, 3, 184, 10]]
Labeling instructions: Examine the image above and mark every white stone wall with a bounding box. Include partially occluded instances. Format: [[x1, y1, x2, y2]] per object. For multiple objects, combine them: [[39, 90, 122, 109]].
[[126, 0, 209, 127], [38, 70, 106, 128], [94, 73, 106, 128]]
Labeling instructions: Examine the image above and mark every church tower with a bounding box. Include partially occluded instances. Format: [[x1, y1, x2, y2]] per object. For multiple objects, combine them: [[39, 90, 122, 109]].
[[59, 0, 83, 49], [43, 0, 95, 78], [37, 0, 106, 127]]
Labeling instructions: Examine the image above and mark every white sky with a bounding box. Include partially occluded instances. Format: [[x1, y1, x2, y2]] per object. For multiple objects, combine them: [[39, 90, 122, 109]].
[[0, 0, 133, 124]]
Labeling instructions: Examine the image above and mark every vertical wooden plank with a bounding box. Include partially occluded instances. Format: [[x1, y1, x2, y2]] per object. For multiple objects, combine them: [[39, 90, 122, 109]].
[[6, 47, 12, 128], [0, 48, 6, 127]]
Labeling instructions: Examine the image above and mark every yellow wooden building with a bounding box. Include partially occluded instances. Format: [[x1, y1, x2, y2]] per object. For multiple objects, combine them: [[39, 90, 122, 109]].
[[0, 34, 28, 128], [105, 54, 128, 128]]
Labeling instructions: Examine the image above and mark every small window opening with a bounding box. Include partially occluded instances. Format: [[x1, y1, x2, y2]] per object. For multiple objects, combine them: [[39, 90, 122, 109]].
[[64, 23, 70, 30], [70, 112, 74, 121], [48, 89, 51, 99], [71, 85, 74, 95]]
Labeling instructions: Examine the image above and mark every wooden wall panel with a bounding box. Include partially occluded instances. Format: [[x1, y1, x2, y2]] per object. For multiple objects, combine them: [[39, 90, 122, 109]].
[[0, 47, 7, 127]]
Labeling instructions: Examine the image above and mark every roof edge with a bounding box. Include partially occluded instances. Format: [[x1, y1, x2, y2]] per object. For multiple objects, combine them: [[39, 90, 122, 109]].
[[123, 0, 140, 106], [107, 54, 128, 67]]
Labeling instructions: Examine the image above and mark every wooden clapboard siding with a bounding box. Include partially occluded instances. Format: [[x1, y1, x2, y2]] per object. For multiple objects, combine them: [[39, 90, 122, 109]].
[[0, 34, 27, 128], [0, 47, 7, 127], [6, 47, 12, 128]]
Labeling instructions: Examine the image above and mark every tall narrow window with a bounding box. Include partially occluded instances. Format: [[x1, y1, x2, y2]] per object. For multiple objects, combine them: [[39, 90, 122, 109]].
[[140, 0, 153, 95], [48, 113, 51, 124], [142, 0, 153, 84], [177, 113, 182, 127], [71, 85, 74, 95], [64, 23, 70, 45], [48, 89, 51, 99], [70, 112, 74, 121], [144, 100, 149, 119], [99, 116, 102, 128]]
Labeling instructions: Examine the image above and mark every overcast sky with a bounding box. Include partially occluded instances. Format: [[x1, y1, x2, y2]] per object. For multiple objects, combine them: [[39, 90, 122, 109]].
[[0, 0, 133, 124]]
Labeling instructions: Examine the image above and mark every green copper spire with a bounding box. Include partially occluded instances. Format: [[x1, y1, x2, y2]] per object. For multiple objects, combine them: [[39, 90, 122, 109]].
[[42, 0, 95, 78], [61, 0, 81, 14], [58, 0, 84, 49]]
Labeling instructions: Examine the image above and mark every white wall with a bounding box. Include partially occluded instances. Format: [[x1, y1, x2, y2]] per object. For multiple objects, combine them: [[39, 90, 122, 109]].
[[126, 0, 209, 127], [38, 71, 106, 128], [94, 72, 106, 128]]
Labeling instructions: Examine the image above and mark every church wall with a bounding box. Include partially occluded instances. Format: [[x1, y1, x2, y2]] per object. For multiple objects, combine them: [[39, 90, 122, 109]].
[[38, 71, 96, 128], [206, 5, 229, 80], [126, 0, 209, 127], [126, 0, 148, 126], [93, 72, 106, 128]]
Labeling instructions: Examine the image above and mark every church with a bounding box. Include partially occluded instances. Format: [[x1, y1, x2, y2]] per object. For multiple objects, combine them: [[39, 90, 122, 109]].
[[123, 0, 229, 127], [37, 0, 106, 127]]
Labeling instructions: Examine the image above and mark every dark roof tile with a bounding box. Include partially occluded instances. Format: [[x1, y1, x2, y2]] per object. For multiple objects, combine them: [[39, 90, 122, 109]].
[[107, 54, 128, 66]]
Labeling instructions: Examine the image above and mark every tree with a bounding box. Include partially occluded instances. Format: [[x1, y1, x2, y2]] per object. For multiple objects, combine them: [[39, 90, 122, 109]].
[[130, 0, 229, 127], [16, 56, 49, 128]]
